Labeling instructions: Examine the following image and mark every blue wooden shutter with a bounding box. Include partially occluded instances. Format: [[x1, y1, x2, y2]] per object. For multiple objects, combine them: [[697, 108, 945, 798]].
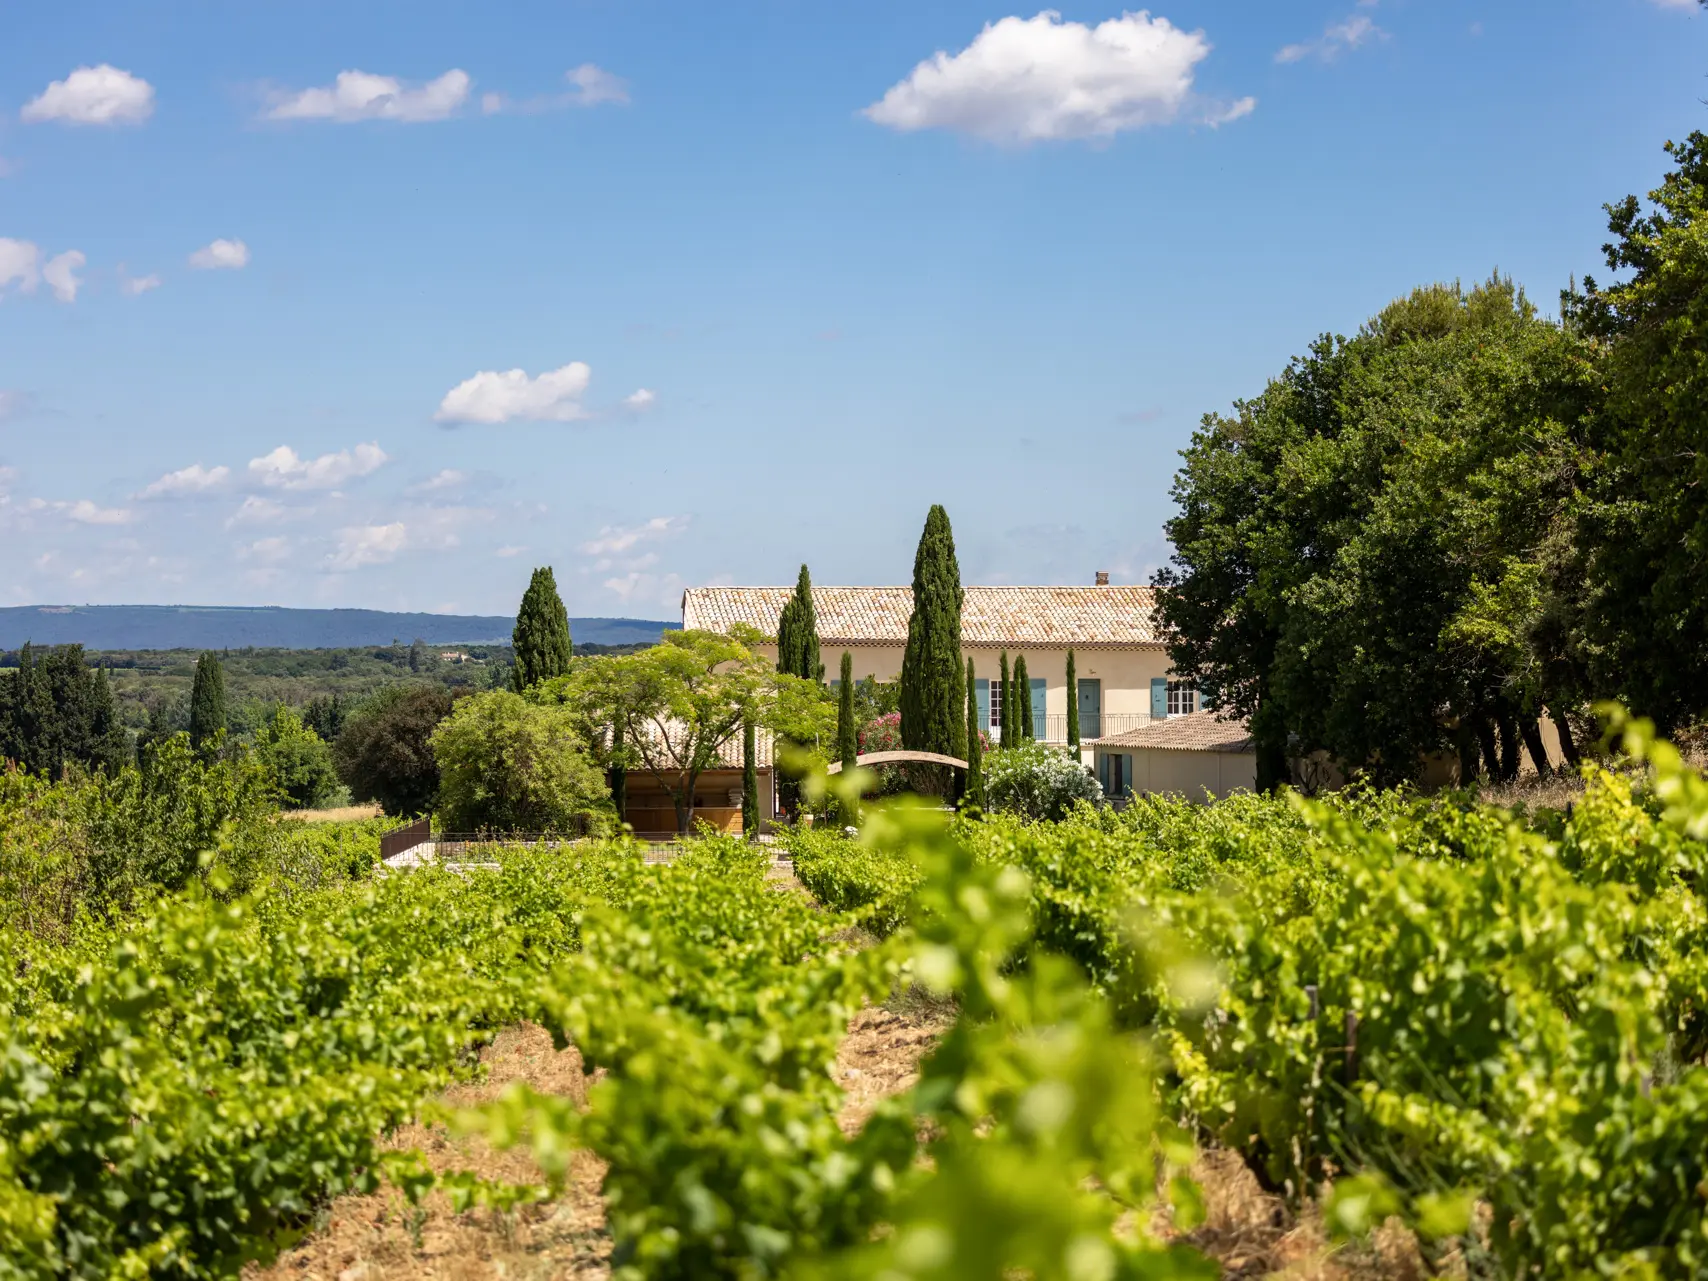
[[976, 679, 990, 733], [1029, 679, 1046, 739], [1151, 677, 1168, 719]]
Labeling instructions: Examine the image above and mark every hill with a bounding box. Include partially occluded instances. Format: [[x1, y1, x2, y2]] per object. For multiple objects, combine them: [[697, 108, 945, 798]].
[[0, 605, 674, 651]]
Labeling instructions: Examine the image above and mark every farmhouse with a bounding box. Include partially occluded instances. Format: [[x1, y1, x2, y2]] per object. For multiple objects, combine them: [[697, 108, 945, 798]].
[[1092, 710, 1257, 803], [682, 576, 1189, 749]]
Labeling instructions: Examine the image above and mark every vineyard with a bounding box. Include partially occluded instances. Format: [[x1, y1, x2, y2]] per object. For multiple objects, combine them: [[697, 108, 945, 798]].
[[6, 717, 1708, 1277]]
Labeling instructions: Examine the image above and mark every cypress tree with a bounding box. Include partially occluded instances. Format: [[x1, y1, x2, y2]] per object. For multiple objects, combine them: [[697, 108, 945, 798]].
[[964, 658, 984, 811], [1065, 649, 1080, 750], [776, 564, 822, 681], [511, 566, 574, 691], [1014, 653, 1033, 742], [741, 716, 759, 838], [997, 650, 1011, 749], [900, 506, 966, 779], [835, 653, 858, 826], [188, 651, 227, 751], [89, 666, 127, 774]]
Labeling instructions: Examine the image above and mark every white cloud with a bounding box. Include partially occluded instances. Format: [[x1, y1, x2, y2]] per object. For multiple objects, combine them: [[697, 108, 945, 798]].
[[267, 69, 471, 123], [496, 544, 527, 558], [1651, 0, 1697, 8], [1276, 13, 1385, 64], [21, 65, 155, 126], [63, 499, 132, 525], [602, 571, 687, 610], [248, 442, 388, 490], [239, 536, 291, 564], [435, 361, 592, 424], [42, 251, 84, 302], [0, 239, 40, 295], [327, 522, 408, 571], [623, 388, 657, 411], [120, 270, 162, 295], [226, 495, 300, 527], [566, 64, 629, 106], [410, 468, 467, 494], [137, 463, 230, 499], [580, 514, 688, 557], [863, 10, 1240, 143], [188, 238, 249, 270]]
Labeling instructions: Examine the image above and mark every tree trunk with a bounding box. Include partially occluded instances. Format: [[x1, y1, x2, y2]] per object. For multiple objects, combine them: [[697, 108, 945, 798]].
[[1496, 713, 1521, 782], [1475, 717, 1500, 783], [1550, 706, 1581, 766], [1455, 721, 1480, 784], [1520, 717, 1553, 778]]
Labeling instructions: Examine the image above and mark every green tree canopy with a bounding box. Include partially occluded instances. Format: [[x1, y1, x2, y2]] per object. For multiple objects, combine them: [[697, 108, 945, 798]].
[[1158, 275, 1598, 787], [900, 505, 966, 776], [253, 704, 340, 810], [511, 566, 574, 692], [552, 627, 830, 835], [188, 652, 227, 751], [332, 685, 453, 816], [431, 689, 610, 834]]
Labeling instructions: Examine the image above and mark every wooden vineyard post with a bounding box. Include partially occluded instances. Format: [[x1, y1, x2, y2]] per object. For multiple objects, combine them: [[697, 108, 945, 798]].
[[1344, 1010, 1360, 1085]]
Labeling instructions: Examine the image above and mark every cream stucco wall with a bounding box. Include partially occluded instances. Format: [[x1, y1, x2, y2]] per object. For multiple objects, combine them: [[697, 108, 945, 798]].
[[755, 642, 1175, 741], [1098, 746, 1257, 803]]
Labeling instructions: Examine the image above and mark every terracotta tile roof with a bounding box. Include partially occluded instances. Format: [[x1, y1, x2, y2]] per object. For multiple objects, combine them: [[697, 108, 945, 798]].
[[681, 585, 1162, 648], [629, 721, 774, 770], [1095, 711, 1253, 754]]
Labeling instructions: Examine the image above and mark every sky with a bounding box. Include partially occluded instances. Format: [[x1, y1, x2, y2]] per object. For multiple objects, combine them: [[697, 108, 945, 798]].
[[0, 0, 1702, 621]]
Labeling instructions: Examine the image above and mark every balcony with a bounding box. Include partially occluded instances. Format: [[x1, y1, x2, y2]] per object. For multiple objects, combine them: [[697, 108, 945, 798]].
[[1027, 712, 1154, 745]]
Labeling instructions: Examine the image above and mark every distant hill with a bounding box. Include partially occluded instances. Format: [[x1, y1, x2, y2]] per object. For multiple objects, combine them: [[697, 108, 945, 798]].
[[0, 606, 676, 652]]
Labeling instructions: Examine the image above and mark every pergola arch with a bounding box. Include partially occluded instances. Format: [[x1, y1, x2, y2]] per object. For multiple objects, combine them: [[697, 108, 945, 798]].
[[826, 750, 969, 774]]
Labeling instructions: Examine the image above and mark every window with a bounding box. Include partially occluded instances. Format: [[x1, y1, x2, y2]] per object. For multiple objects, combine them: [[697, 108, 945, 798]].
[[1167, 681, 1196, 717], [988, 678, 1003, 730]]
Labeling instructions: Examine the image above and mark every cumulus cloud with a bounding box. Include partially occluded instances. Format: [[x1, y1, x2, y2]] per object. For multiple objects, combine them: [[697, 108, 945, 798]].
[[120, 270, 162, 295], [327, 522, 408, 571], [42, 251, 84, 302], [21, 65, 155, 125], [409, 468, 467, 494], [496, 544, 527, 558], [435, 361, 592, 424], [225, 496, 301, 527], [137, 463, 230, 499], [0, 239, 40, 295], [248, 442, 388, 490], [1276, 13, 1385, 63], [863, 10, 1243, 143], [239, 536, 291, 564], [188, 239, 249, 270], [580, 515, 688, 558], [62, 499, 132, 525], [266, 69, 471, 123], [566, 63, 629, 106], [622, 388, 657, 412]]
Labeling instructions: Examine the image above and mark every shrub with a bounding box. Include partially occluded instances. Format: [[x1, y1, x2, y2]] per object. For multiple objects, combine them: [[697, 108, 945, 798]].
[[982, 741, 1102, 821], [430, 689, 611, 834]]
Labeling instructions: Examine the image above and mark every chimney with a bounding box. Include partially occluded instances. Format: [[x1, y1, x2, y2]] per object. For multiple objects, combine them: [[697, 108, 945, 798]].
[[1094, 570, 1109, 586]]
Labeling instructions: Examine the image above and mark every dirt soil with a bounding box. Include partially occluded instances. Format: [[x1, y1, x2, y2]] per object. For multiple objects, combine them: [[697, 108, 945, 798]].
[[252, 1001, 1427, 1280]]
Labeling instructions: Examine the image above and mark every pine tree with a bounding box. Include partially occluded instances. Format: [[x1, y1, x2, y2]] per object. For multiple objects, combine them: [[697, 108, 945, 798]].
[[511, 567, 574, 691], [741, 716, 759, 839], [998, 651, 1011, 749], [188, 651, 227, 752], [900, 507, 966, 782], [1066, 649, 1080, 750], [964, 658, 984, 811], [776, 564, 822, 681], [1014, 653, 1033, 742]]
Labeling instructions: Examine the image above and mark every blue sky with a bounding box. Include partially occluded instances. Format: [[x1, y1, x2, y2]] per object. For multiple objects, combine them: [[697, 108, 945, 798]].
[[0, 0, 1701, 620]]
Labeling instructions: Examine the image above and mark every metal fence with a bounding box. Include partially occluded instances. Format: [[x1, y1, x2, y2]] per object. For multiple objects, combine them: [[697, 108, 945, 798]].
[[1029, 713, 1154, 744], [378, 816, 431, 861]]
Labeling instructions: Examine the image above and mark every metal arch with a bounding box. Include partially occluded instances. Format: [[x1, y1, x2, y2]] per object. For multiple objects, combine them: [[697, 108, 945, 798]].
[[826, 749, 969, 773]]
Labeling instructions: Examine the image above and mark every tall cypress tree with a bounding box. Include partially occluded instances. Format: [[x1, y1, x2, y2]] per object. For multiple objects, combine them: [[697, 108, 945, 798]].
[[89, 666, 127, 774], [741, 716, 759, 839], [1014, 653, 1033, 742], [512, 566, 574, 691], [776, 564, 822, 681], [998, 651, 1011, 749], [900, 506, 965, 776], [1065, 649, 1080, 750], [964, 658, 984, 811], [836, 652, 857, 767], [189, 651, 227, 751]]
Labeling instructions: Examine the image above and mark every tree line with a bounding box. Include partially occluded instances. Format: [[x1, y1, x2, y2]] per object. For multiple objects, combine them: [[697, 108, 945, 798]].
[[1158, 131, 1708, 788]]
